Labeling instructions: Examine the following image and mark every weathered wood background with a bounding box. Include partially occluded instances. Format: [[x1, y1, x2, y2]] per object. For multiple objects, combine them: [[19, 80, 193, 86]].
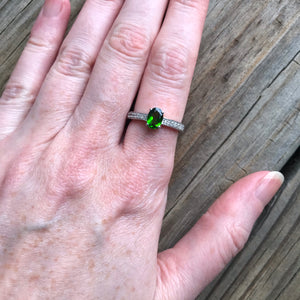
[[0, 0, 299, 299]]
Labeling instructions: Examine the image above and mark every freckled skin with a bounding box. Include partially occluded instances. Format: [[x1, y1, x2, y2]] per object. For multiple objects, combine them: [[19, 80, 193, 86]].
[[0, 144, 163, 299], [0, 134, 164, 299]]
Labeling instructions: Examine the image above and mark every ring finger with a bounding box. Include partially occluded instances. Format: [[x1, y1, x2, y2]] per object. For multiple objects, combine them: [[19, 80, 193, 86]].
[[125, 0, 209, 156]]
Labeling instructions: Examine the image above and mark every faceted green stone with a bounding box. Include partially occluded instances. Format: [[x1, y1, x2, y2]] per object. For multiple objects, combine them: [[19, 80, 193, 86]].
[[147, 108, 164, 129]]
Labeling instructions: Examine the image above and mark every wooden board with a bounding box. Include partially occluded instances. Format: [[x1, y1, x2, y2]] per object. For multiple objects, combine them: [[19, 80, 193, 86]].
[[0, 0, 299, 299]]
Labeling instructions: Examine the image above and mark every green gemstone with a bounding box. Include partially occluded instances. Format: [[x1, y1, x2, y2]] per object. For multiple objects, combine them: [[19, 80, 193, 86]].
[[147, 108, 164, 129]]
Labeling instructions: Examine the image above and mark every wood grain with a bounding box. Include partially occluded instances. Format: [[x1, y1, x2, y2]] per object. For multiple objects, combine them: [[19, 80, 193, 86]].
[[0, 0, 299, 299]]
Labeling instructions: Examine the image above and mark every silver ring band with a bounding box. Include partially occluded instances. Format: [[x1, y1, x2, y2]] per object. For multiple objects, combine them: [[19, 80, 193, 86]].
[[127, 111, 184, 132]]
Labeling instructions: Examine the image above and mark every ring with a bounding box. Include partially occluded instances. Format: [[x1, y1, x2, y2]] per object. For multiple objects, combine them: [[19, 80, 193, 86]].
[[127, 108, 184, 132]]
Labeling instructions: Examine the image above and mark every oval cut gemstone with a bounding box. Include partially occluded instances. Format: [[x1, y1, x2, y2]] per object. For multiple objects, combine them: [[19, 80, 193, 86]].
[[147, 108, 164, 129]]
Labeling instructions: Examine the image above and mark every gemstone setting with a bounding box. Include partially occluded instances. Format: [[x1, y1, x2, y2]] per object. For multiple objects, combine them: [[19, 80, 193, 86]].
[[147, 107, 164, 129]]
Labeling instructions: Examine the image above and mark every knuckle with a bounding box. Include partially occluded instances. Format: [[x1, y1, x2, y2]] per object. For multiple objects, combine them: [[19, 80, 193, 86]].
[[173, 0, 201, 10], [43, 140, 99, 200], [92, 0, 124, 6], [218, 222, 249, 266], [54, 45, 92, 78], [117, 150, 172, 214], [149, 45, 189, 89], [201, 210, 249, 266], [56, 151, 97, 197], [225, 222, 249, 254], [1, 81, 35, 105], [107, 23, 150, 61], [27, 35, 56, 53], [117, 163, 151, 210], [47, 160, 93, 200]]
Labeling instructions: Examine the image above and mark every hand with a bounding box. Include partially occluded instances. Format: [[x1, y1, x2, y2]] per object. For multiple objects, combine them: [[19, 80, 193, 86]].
[[0, 0, 284, 299]]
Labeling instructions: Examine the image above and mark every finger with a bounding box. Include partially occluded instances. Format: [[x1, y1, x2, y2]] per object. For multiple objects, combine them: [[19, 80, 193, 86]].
[[0, 0, 70, 140], [20, 0, 124, 141], [156, 171, 284, 300], [67, 0, 169, 147], [124, 0, 209, 155]]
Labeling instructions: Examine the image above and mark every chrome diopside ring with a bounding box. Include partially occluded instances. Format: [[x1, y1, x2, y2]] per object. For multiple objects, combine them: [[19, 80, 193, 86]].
[[127, 108, 184, 132]]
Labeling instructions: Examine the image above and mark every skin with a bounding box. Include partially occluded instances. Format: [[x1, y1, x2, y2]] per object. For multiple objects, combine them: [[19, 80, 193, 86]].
[[0, 0, 284, 299]]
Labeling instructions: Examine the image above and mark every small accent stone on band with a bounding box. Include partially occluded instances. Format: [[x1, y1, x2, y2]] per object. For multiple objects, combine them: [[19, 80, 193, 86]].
[[162, 118, 184, 132], [127, 111, 184, 132]]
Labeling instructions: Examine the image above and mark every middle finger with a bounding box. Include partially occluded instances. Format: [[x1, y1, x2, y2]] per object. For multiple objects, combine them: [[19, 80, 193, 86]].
[[66, 0, 168, 146]]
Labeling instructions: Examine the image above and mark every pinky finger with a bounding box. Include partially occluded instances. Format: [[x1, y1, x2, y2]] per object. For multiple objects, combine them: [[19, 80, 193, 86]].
[[156, 171, 284, 300], [0, 0, 70, 139]]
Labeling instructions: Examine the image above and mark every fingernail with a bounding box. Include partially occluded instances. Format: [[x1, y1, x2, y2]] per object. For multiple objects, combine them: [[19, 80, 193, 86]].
[[255, 171, 284, 205], [43, 0, 63, 17]]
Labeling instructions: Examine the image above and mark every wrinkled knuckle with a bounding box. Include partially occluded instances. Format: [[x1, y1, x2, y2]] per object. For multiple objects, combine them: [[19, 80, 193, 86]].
[[45, 145, 97, 199], [224, 222, 249, 259], [173, 0, 201, 10], [118, 168, 149, 210], [1, 82, 35, 104], [27, 35, 56, 53], [51, 162, 94, 199], [117, 151, 171, 215], [54, 45, 92, 78], [92, 0, 124, 6], [108, 23, 150, 61], [200, 211, 249, 266], [149, 45, 189, 89]]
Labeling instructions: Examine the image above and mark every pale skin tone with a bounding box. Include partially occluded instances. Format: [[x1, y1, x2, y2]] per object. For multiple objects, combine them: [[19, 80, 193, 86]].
[[0, 0, 284, 299]]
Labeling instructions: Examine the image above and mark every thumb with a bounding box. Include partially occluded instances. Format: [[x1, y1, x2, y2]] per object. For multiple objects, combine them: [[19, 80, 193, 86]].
[[156, 171, 284, 300]]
